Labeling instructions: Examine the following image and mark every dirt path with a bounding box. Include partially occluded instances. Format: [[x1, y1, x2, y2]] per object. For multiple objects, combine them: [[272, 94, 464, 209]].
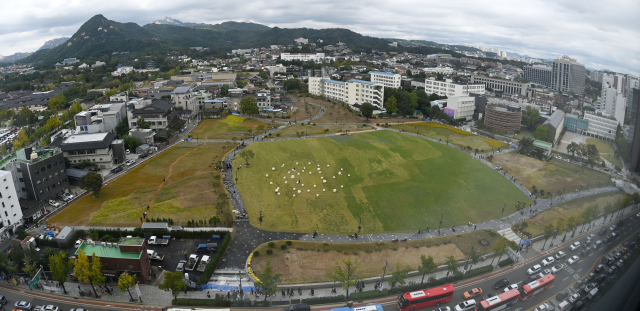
[[141, 143, 206, 224]]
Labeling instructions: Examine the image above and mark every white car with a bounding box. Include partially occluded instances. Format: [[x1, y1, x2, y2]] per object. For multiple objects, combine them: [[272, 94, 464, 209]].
[[556, 251, 566, 259], [126, 149, 131, 154], [533, 303, 550, 311], [570, 242, 581, 251], [541, 256, 555, 266], [527, 264, 542, 275], [14, 301, 32, 310], [48, 200, 60, 207], [568, 255, 580, 265], [551, 263, 564, 273], [504, 284, 518, 292], [454, 300, 476, 311], [43, 306, 59, 311], [569, 293, 580, 303], [126, 159, 135, 166], [63, 193, 74, 201]]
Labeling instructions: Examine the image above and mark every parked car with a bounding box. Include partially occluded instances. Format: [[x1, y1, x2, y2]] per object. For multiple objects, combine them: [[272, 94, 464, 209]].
[[527, 264, 542, 275], [70, 309, 89, 311], [283, 304, 310, 311], [43, 306, 59, 311], [614, 252, 623, 260], [595, 274, 607, 283], [605, 257, 616, 266], [556, 251, 567, 259], [556, 290, 570, 300], [612, 231, 619, 238], [616, 259, 624, 268], [493, 278, 509, 289], [569, 293, 580, 303], [595, 264, 605, 273], [463, 288, 483, 299], [542, 256, 555, 266], [585, 273, 596, 281], [570, 242, 581, 250], [568, 255, 580, 265], [551, 263, 564, 274], [533, 303, 550, 311], [504, 284, 518, 292], [433, 307, 451, 311], [111, 166, 123, 173], [453, 300, 476, 311], [126, 149, 131, 155], [63, 193, 74, 201], [609, 225, 616, 231], [584, 283, 596, 293], [14, 301, 31, 310], [608, 266, 618, 274], [176, 260, 187, 272], [49, 200, 60, 207], [126, 159, 135, 166]]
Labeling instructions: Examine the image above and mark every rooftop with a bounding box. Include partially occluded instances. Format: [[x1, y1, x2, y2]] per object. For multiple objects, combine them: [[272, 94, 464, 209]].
[[118, 237, 145, 246], [324, 79, 346, 85], [349, 79, 378, 86], [63, 132, 109, 144], [371, 71, 397, 76], [75, 241, 141, 259]]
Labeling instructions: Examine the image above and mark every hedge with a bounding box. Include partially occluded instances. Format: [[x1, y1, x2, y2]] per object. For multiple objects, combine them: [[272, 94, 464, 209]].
[[302, 295, 345, 304], [84, 228, 229, 241], [389, 265, 495, 294], [498, 258, 514, 267], [350, 289, 389, 300], [175, 296, 230, 307], [198, 233, 232, 285]]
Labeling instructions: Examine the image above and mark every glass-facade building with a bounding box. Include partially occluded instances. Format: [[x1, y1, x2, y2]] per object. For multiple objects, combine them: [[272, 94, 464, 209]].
[[564, 114, 589, 133], [624, 88, 640, 172]]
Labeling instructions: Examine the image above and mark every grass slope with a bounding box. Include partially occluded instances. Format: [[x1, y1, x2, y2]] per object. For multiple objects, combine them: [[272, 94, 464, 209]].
[[234, 130, 530, 234], [190, 116, 268, 140], [390, 122, 507, 151]]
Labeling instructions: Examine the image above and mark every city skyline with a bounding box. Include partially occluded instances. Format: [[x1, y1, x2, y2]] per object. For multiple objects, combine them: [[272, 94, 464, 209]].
[[0, 0, 638, 75]]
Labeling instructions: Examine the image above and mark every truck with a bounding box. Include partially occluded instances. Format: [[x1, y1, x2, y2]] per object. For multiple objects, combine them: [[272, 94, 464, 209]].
[[147, 249, 165, 261], [148, 235, 171, 245], [586, 288, 599, 301], [196, 255, 211, 272], [185, 254, 199, 271]]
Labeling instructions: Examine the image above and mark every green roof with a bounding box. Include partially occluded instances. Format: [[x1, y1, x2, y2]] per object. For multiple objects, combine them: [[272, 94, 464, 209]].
[[533, 140, 552, 148], [75, 241, 141, 259], [118, 237, 145, 246]]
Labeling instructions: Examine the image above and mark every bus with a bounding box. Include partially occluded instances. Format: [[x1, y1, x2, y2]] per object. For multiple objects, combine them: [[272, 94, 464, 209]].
[[397, 284, 455, 311], [330, 303, 384, 311], [477, 289, 519, 311], [519, 273, 555, 300]]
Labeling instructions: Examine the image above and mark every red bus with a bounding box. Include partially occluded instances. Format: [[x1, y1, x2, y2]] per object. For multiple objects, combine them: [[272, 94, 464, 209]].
[[397, 284, 455, 311], [477, 289, 519, 311], [519, 273, 555, 300]]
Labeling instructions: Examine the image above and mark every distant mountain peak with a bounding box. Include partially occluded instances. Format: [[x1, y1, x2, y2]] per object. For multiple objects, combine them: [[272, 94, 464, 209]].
[[38, 37, 70, 51], [151, 17, 203, 26]]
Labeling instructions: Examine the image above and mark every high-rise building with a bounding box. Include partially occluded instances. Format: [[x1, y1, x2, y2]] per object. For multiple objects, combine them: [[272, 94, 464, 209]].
[[524, 65, 553, 88], [625, 88, 640, 172], [0, 170, 23, 238], [551, 56, 586, 95]]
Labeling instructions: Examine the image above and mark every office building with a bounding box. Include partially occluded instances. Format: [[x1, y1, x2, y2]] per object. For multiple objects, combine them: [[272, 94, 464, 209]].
[[524, 65, 553, 88], [484, 104, 522, 133], [370, 71, 401, 89], [551, 56, 586, 95], [0, 170, 24, 237], [583, 112, 617, 141], [625, 88, 640, 172], [444, 96, 476, 120], [421, 78, 485, 97], [75, 237, 151, 283], [470, 75, 528, 96], [309, 78, 384, 111]]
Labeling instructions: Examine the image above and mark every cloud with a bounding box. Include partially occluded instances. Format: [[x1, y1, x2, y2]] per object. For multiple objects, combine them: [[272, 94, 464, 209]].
[[1, 0, 638, 75]]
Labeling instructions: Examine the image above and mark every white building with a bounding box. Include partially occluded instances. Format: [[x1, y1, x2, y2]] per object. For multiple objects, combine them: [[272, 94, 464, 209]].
[[470, 75, 528, 96], [370, 71, 401, 89], [111, 66, 134, 76], [422, 67, 454, 75], [294, 37, 308, 44], [422, 78, 485, 97], [280, 53, 334, 62], [308, 77, 385, 111], [584, 112, 618, 141], [110, 92, 129, 102], [0, 170, 23, 236], [445, 96, 476, 120], [60, 132, 122, 170], [172, 86, 198, 115]]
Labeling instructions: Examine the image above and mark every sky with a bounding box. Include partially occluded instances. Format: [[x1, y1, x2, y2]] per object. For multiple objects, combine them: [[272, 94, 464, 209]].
[[1, 0, 639, 75]]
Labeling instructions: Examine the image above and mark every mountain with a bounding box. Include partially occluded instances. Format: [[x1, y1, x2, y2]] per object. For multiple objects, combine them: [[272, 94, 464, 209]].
[[151, 17, 203, 26], [191, 21, 271, 32], [38, 37, 70, 50], [0, 52, 33, 63]]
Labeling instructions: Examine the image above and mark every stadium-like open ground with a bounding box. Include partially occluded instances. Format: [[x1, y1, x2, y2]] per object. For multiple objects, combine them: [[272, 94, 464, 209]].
[[234, 130, 531, 234]]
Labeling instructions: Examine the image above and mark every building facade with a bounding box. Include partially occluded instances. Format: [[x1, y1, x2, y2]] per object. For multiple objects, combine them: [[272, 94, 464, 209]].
[[552, 56, 586, 95], [0, 149, 69, 203], [625, 88, 640, 172], [308, 78, 384, 111], [370, 71, 401, 89], [523, 65, 553, 88], [421, 78, 485, 97], [564, 114, 589, 133], [0, 170, 23, 236], [445, 96, 476, 120], [60, 132, 122, 170], [583, 112, 617, 141], [470, 75, 528, 96], [279, 53, 334, 62], [75, 237, 150, 283], [484, 104, 522, 133]]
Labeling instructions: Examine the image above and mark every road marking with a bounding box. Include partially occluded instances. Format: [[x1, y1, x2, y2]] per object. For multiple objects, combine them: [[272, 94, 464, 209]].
[[573, 274, 580, 279], [563, 277, 569, 281]]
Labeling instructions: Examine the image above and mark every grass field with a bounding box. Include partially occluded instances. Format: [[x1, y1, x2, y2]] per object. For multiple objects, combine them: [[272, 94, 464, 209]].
[[526, 191, 629, 237], [515, 129, 534, 140], [586, 138, 622, 168], [49, 142, 237, 226], [491, 152, 614, 195], [191, 116, 269, 140], [250, 230, 498, 284], [234, 130, 531, 234], [268, 124, 372, 139], [300, 96, 414, 124], [389, 122, 508, 152]]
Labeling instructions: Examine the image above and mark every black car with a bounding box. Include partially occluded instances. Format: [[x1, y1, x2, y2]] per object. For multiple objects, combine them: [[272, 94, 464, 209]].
[[0, 296, 6, 305], [605, 257, 616, 266], [283, 304, 310, 311], [585, 273, 596, 281], [598, 228, 607, 236], [111, 166, 123, 173], [572, 300, 585, 310], [557, 290, 570, 300], [604, 236, 612, 244], [617, 220, 623, 226], [482, 292, 499, 301], [595, 264, 605, 273], [595, 274, 607, 283], [493, 278, 509, 289], [524, 275, 537, 284]]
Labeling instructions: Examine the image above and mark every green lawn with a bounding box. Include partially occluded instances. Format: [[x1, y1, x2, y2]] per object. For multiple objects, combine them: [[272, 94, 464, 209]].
[[191, 115, 269, 140], [269, 124, 371, 139], [586, 138, 622, 168], [389, 122, 507, 152], [234, 130, 531, 234], [515, 129, 534, 140]]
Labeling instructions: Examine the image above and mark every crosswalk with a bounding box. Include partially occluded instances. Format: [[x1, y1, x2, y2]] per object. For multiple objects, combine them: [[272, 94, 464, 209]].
[[498, 228, 521, 244]]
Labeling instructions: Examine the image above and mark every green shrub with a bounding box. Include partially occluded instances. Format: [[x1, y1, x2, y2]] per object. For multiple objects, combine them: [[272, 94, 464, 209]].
[[498, 258, 514, 267], [286, 241, 293, 246], [268, 242, 275, 248], [281, 245, 287, 250], [253, 251, 259, 257], [351, 289, 388, 300], [266, 249, 273, 255]]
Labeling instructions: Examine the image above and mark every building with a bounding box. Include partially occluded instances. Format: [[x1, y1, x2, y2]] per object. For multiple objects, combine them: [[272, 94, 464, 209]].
[[0, 148, 69, 203], [583, 112, 618, 141], [110, 92, 128, 103], [128, 99, 178, 133], [111, 66, 134, 76], [171, 86, 198, 115], [75, 103, 127, 134], [422, 67, 454, 75], [542, 110, 566, 144], [74, 237, 150, 283], [470, 75, 528, 96], [624, 88, 640, 172], [60, 132, 123, 170], [256, 91, 272, 110], [444, 96, 476, 120], [309, 78, 385, 111], [484, 104, 522, 133], [0, 170, 24, 237], [421, 78, 485, 97], [552, 56, 586, 95], [370, 71, 401, 89], [523, 65, 553, 88], [564, 114, 589, 133], [279, 53, 334, 62], [294, 37, 308, 44]]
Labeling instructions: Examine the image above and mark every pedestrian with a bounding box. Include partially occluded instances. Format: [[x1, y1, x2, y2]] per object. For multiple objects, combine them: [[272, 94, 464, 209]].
[[147, 205, 150, 210], [474, 225, 477, 230]]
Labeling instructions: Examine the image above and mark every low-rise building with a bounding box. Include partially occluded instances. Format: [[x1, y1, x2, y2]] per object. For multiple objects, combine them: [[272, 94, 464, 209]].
[[470, 75, 528, 96], [370, 71, 401, 89], [584, 112, 617, 141], [172, 86, 198, 116], [309, 78, 385, 111], [444, 96, 476, 120], [422, 78, 485, 97], [111, 66, 134, 76], [484, 104, 522, 133], [75, 237, 151, 283], [60, 132, 124, 170], [128, 99, 178, 133]]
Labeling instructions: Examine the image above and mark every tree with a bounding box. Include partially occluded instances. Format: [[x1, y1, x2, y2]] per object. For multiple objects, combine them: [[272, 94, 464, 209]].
[[468, 248, 481, 270], [522, 106, 540, 130], [118, 272, 136, 301], [221, 85, 229, 97], [534, 124, 549, 142], [39, 134, 51, 147], [136, 117, 151, 129], [49, 251, 72, 294], [566, 215, 578, 238], [389, 262, 411, 291], [48, 94, 67, 110], [159, 271, 186, 303], [585, 144, 600, 162], [115, 118, 130, 138], [123, 135, 142, 150], [239, 149, 255, 165], [491, 237, 506, 265], [239, 96, 259, 115], [418, 255, 437, 285], [81, 172, 104, 197], [254, 259, 280, 302], [386, 96, 398, 114], [68, 101, 83, 127], [567, 142, 580, 157], [541, 224, 555, 250], [445, 255, 459, 280], [360, 103, 374, 120], [22, 255, 39, 277], [74, 249, 105, 297], [326, 258, 361, 299]]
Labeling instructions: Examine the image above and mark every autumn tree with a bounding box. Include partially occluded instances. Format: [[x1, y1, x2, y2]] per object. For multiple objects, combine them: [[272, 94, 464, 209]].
[[159, 271, 186, 303], [239, 96, 259, 115], [48, 94, 67, 110], [49, 251, 72, 294], [74, 249, 105, 297], [418, 255, 437, 285], [118, 272, 136, 301], [326, 258, 362, 299], [81, 172, 104, 197]]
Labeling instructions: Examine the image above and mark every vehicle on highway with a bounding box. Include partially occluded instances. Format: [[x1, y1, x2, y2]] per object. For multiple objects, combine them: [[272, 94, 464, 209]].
[[397, 284, 455, 311], [595, 264, 605, 272], [551, 263, 564, 273], [477, 289, 519, 311], [0, 296, 5, 305], [598, 228, 607, 236], [568, 255, 579, 264], [328, 303, 381, 311], [533, 303, 550, 311], [584, 283, 596, 293], [587, 233, 595, 240], [612, 231, 619, 238], [453, 300, 475, 311], [541, 269, 552, 276], [519, 274, 555, 301], [462, 288, 482, 299], [49, 200, 60, 207], [569, 242, 581, 250], [284, 303, 311, 311], [14, 301, 31, 310], [43, 306, 59, 311], [492, 278, 509, 290], [569, 293, 580, 303], [527, 264, 542, 275], [579, 247, 590, 256], [541, 256, 554, 266], [523, 275, 537, 285], [556, 251, 566, 259], [126, 159, 135, 166], [481, 292, 499, 301], [594, 240, 602, 249], [608, 266, 618, 274], [604, 236, 612, 244], [617, 220, 623, 226], [432, 307, 450, 311], [609, 225, 616, 231], [503, 284, 518, 292]]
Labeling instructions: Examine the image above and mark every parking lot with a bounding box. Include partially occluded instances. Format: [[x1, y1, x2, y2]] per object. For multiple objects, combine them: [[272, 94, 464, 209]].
[[146, 234, 224, 282]]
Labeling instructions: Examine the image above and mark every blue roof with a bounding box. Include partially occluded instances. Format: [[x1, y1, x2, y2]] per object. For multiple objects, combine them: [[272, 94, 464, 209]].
[[371, 71, 396, 76], [324, 79, 346, 85], [349, 79, 377, 85], [204, 99, 224, 103]]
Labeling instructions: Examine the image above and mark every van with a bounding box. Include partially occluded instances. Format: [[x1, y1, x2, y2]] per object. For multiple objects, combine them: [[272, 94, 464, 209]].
[[557, 300, 571, 311], [196, 243, 218, 253]]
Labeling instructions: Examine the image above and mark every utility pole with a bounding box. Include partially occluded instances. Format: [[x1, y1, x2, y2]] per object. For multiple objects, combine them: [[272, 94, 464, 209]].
[[438, 213, 444, 230]]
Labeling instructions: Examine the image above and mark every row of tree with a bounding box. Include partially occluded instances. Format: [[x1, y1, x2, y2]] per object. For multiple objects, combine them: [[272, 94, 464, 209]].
[[566, 142, 600, 163]]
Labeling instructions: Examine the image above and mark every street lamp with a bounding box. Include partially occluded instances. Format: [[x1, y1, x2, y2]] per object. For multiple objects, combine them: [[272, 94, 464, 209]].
[[381, 260, 392, 289], [502, 202, 506, 216], [438, 213, 444, 230], [559, 218, 568, 242]]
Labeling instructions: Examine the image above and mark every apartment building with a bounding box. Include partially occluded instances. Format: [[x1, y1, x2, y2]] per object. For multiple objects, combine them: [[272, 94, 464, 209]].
[[308, 77, 385, 111], [171, 86, 198, 115], [523, 65, 553, 88], [0, 170, 23, 236], [422, 78, 485, 97], [552, 56, 586, 95], [370, 71, 401, 89], [445, 96, 476, 120], [470, 75, 528, 96]]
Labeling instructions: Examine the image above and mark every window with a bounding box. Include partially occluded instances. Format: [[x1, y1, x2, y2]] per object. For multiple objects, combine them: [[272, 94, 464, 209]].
[[127, 264, 135, 271]]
